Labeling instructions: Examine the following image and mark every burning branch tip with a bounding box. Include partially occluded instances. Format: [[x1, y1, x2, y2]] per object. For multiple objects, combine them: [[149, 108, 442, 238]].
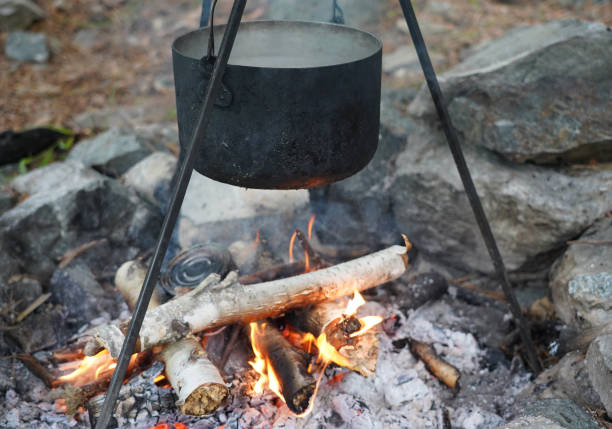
[[401, 234, 412, 268]]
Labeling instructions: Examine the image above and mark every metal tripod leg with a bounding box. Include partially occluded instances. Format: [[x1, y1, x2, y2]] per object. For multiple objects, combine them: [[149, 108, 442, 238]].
[[94, 1, 248, 427], [397, 0, 541, 373]]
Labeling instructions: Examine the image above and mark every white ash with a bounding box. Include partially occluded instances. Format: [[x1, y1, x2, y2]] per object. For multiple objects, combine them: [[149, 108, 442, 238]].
[[4, 292, 536, 428]]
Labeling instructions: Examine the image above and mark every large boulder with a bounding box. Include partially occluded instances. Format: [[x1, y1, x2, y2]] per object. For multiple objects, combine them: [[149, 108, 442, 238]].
[[0, 161, 161, 279], [550, 216, 612, 328], [409, 19, 612, 164], [311, 20, 612, 274], [389, 122, 612, 272]]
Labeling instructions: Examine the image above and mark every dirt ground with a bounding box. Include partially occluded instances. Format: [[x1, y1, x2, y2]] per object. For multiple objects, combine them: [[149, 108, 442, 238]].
[[1, 0, 610, 132]]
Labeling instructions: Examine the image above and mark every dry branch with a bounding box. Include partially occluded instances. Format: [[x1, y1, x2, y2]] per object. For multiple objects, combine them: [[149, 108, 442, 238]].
[[95, 243, 409, 356], [115, 261, 228, 416], [409, 339, 460, 390]]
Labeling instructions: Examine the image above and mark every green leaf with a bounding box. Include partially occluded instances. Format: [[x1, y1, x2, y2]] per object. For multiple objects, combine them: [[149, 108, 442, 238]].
[[18, 158, 31, 174], [58, 136, 74, 150]]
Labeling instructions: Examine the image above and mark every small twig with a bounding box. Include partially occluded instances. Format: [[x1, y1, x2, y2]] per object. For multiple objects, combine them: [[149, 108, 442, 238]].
[[15, 354, 55, 388], [58, 239, 107, 269], [567, 239, 612, 246], [219, 323, 242, 373], [16, 293, 51, 323]]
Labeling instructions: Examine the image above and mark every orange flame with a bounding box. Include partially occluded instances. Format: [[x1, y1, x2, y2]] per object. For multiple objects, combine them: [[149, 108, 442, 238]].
[[288, 231, 297, 263], [307, 214, 316, 240], [345, 290, 366, 316], [349, 315, 383, 338], [248, 288, 383, 417], [54, 349, 138, 388], [248, 322, 285, 401]]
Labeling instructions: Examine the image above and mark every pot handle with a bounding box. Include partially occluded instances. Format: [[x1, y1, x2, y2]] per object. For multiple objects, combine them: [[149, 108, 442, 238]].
[[198, 0, 233, 108]]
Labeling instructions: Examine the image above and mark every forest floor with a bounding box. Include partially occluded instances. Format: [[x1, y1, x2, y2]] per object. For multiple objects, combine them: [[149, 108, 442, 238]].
[[1, 0, 610, 132]]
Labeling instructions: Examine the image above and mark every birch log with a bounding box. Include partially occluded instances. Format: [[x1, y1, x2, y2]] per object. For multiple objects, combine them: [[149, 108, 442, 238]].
[[115, 261, 229, 415], [97, 242, 410, 357]]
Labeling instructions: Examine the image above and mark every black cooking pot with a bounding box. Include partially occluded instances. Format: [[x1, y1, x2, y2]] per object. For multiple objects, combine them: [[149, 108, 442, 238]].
[[172, 20, 382, 189]]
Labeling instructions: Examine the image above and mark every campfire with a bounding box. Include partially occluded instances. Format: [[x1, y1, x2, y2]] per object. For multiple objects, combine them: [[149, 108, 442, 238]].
[[41, 219, 418, 426]]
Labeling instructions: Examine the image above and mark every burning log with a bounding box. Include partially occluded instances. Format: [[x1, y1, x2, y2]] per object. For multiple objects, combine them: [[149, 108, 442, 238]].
[[250, 321, 316, 415], [288, 293, 381, 377], [409, 339, 460, 390], [115, 261, 229, 416], [95, 241, 410, 356]]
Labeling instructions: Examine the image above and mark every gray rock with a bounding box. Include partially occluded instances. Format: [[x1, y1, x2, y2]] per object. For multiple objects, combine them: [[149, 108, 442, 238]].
[[550, 216, 612, 328], [0, 275, 42, 315], [67, 128, 152, 177], [6, 305, 66, 352], [0, 161, 160, 279], [526, 350, 603, 411], [389, 120, 612, 273], [383, 46, 446, 75], [0, 189, 15, 214], [586, 334, 612, 418], [4, 31, 49, 63], [50, 263, 120, 327], [498, 398, 601, 428], [309, 90, 417, 249], [0, 0, 44, 31], [178, 171, 309, 250], [409, 19, 612, 164], [121, 152, 176, 209]]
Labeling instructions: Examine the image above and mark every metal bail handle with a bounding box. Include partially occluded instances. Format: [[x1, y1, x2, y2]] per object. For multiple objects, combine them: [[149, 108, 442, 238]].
[[201, 0, 233, 107]]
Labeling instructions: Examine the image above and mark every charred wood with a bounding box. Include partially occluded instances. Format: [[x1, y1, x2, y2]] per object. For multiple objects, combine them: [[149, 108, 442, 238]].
[[250, 321, 315, 415]]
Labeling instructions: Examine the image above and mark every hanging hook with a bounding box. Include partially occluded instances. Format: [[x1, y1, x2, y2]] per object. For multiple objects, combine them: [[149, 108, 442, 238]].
[[207, 0, 221, 61], [331, 0, 345, 24]]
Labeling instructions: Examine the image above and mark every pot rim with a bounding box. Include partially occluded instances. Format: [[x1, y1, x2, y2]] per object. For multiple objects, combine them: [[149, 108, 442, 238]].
[[172, 19, 383, 71]]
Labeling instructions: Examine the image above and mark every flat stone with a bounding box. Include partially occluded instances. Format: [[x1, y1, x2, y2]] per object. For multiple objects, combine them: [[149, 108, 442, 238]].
[[4, 31, 49, 63], [586, 334, 612, 418], [551, 216, 612, 328], [409, 19, 612, 164], [67, 128, 152, 177], [0, 0, 44, 32]]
